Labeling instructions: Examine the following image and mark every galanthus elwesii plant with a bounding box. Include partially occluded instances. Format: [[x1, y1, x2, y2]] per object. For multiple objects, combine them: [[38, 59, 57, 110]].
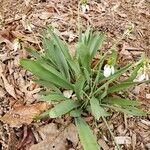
[[20, 27, 149, 150]]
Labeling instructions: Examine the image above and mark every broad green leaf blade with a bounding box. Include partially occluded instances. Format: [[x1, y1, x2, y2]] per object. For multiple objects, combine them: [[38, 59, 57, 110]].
[[90, 97, 109, 120], [43, 38, 57, 65], [49, 100, 79, 118], [90, 33, 105, 59], [70, 109, 82, 117], [108, 82, 138, 94], [75, 117, 100, 150], [74, 75, 85, 100], [34, 79, 61, 93], [77, 43, 91, 72], [125, 63, 143, 82], [115, 107, 146, 116], [47, 27, 72, 60], [103, 97, 139, 107], [53, 45, 70, 80], [111, 48, 117, 66], [43, 37, 70, 80], [26, 47, 41, 59], [108, 80, 150, 94], [20, 59, 73, 90], [67, 58, 81, 78], [40, 92, 70, 102]]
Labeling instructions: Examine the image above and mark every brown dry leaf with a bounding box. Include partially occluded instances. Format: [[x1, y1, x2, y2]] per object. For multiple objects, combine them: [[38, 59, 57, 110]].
[[29, 123, 78, 150], [131, 133, 136, 150], [0, 102, 49, 127], [98, 139, 109, 150], [0, 74, 16, 99], [11, 31, 40, 44], [115, 136, 131, 145], [39, 12, 51, 20], [0, 63, 16, 98]]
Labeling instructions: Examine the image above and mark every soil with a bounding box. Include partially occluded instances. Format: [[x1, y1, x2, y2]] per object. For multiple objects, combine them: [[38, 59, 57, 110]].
[[0, 0, 150, 150]]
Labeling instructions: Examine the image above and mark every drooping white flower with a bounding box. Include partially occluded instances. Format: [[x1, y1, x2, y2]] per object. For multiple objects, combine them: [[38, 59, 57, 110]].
[[13, 39, 20, 51], [26, 22, 34, 33], [81, 4, 89, 13], [103, 64, 115, 77], [138, 73, 147, 81], [134, 62, 149, 82]]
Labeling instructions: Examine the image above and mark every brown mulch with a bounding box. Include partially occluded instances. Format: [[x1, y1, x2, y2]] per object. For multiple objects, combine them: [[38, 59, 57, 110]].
[[0, 0, 150, 150]]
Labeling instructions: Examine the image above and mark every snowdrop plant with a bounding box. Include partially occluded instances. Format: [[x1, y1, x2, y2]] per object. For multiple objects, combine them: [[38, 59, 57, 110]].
[[20, 27, 149, 150]]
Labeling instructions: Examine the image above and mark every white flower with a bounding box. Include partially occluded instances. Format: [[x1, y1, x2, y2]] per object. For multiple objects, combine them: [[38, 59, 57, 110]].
[[134, 64, 149, 82], [137, 73, 149, 82], [81, 4, 89, 13], [13, 39, 20, 51], [26, 23, 34, 33], [103, 64, 115, 77]]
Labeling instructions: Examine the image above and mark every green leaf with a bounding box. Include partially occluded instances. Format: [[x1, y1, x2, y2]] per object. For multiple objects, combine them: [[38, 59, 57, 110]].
[[115, 107, 146, 116], [75, 117, 100, 150], [70, 109, 82, 117], [20, 59, 73, 90], [26, 47, 41, 59], [49, 100, 79, 118], [90, 33, 105, 59], [40, 92, 70, 102], [103, 97, 139, 107], [77, 43, 91, 72], [74, 75, 85, 100], [47, 27, 72, 60], [67, 58, 81, 78], [34, 79, 61, 93], [90, 97, 109, 120], [108, 80, 150, 94], [43, 37, 70, 80], [111, 48, 117, 66], [125, 63, 143, 82], [43, 38, 57, 65], [108, 82, 137, 94]]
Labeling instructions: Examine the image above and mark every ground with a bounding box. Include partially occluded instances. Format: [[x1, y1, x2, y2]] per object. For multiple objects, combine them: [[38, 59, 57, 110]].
[[0, 0, 150, 150]]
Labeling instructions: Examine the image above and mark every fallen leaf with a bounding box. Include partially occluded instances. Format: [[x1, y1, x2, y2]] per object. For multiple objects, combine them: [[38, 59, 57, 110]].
[[39, 12, 51, 20], [29, 123, 78, 150], [1, 74, 16, 99], [131, 133, 136, 150], [146, 93, 150, 99], [0, 103, 49, 127], [98, 139, 109, 150], [115, 136, 131, 145]]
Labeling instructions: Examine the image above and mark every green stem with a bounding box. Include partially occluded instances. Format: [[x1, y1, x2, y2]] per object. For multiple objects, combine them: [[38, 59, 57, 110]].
[[102, 117, 121, 150], [77, 0, 82, 41]]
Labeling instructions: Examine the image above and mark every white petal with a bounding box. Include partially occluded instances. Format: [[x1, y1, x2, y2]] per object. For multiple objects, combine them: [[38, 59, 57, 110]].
[[81, 4, 89, 13], [104, 65, 112, 77], [111, 66, 115, 75], [13, 40, 20, 51], [85, 4, 89, 11], [63, 90, 73, 98], [145, 74, 149, 80], [81, 5, 86, 13], [138, 74, 146, 81]]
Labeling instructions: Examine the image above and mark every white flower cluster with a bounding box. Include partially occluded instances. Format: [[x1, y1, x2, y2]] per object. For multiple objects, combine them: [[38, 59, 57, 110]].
[[103, 64, 115, 77]]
